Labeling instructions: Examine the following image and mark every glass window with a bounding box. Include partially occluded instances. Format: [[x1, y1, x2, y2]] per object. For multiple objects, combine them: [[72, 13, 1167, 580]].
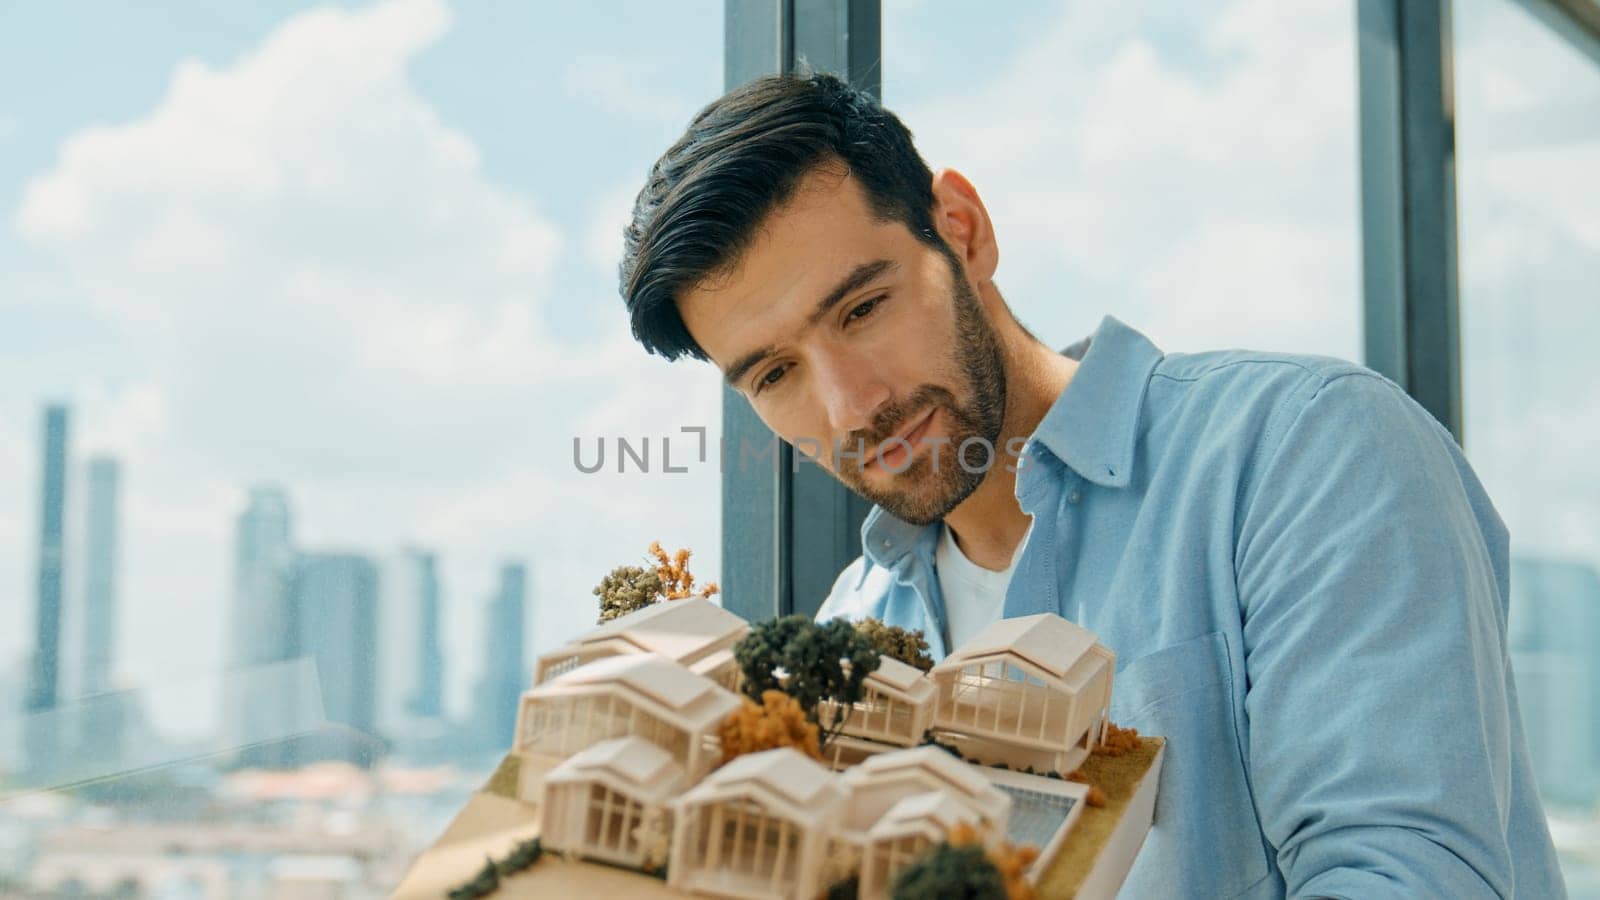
[[883, 0, 1362, 359], [1, 1, 720, 894], [1455, 0, 1600, 892]]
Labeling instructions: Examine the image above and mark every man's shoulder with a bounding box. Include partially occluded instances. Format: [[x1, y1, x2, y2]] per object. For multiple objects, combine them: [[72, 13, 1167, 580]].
[[1149, 347, 1411, 437], [1137, 347, 1443, 488], [1153, 346, 1371, 394]]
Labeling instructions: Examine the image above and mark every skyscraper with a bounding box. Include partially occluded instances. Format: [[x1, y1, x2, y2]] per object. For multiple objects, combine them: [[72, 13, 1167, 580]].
[[476, 562, 528, 750], [412, 552, 445, 721], [81, 457, 120, 697], [378, 548, 445, 741], [223, 485, 297, 758], [26, 405, 69, 772], [72, 457, 126, 773], [230, 486, 296, 668], [1508, 556, 1600, 806], [293, 552, 380, 764]]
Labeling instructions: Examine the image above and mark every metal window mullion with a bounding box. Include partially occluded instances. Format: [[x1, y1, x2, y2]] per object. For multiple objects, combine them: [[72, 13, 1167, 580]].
[[722, 0, 882, 622], [1358, 0, 1464, 444]]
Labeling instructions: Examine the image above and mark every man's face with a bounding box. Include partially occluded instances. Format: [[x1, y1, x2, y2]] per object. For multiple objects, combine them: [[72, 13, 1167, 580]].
[[678, 166, 1007, 525]]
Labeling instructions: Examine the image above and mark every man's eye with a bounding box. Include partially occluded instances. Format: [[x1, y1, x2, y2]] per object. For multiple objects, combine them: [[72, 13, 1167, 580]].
[[756, 364, 789, 392], [846, 295, 886, 323]]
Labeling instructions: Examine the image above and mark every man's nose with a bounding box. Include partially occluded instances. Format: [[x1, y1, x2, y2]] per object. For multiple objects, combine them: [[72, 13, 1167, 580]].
[[815, 350, 889, 439]]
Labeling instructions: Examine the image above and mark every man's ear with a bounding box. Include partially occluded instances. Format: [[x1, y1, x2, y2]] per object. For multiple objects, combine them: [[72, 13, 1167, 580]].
[[930, 168, 999, 284]]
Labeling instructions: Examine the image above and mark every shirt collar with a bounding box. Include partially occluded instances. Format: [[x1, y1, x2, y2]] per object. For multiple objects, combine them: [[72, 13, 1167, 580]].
[[1026, 315, 1164, 490], [859, 315, 1164, 570]]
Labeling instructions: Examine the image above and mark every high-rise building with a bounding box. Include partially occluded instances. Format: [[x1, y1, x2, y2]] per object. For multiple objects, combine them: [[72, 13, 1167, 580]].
[[223, 485, 297, 759], [293, 552, 380, 764], [476, 562, 528, 750], [229, 486, 296, 667], [81, 458, 120, 697], [26, 405, 70, 773], [72, 457, 126, 773], [1508, 556, 1600, 806], [378, 548, 445, 741], [412, 553, 445, 721]]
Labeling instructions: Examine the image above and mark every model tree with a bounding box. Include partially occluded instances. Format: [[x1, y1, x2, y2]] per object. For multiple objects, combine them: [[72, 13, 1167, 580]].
[[594, 565, 663, 622], [733, 615, 881, 751], [593, 541, 719, 623], [889, 841, 1007, 900], [952, 823, 1039, 900], [891, 823, 1039, 900], [854, 618, 935, 671]]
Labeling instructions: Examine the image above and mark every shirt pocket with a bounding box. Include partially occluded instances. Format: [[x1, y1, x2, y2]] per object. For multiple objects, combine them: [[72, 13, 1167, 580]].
[[1110, 630, 1271, 900]]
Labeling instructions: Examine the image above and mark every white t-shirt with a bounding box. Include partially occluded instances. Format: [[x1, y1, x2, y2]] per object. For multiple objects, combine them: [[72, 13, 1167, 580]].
[[936, 521, 1030, 651]]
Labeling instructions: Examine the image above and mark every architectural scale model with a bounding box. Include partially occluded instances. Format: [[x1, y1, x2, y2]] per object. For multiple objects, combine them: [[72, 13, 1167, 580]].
[[533, 596, 746, 692], [514, 653, 743, 790], [669, 746, 848, 899], [928, 614, 1116, 776], [461, 596, 1158, 900], [540, 735, 685, 869], [819, 654, 938, 754]]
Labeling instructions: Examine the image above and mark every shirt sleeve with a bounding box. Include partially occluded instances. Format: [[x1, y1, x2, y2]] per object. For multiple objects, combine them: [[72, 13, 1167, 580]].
[[1235, 371, 1518, 899]]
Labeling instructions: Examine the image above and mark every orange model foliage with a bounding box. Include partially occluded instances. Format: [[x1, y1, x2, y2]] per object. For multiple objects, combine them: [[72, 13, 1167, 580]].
[[948, 822, 1040, 900], [649, 540, 720, 600], [1095, 722, 1141, 757], [716, 690, 822, 767], [1063, 769, 1109, 808]]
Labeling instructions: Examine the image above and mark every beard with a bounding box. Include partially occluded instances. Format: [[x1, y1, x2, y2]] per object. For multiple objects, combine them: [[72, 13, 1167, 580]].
[[830, 258, 1008, 526]]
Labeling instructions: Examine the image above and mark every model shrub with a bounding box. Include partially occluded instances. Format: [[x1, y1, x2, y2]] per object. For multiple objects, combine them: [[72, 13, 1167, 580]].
[[733, 615, 881, 750], [854, 618, 934, 671], [593, 541, 718, 622], [717, 690, 823, 766]]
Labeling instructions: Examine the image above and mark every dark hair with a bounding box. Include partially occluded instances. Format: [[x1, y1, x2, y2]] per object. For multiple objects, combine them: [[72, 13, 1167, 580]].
[[620, 71, 943, 361]]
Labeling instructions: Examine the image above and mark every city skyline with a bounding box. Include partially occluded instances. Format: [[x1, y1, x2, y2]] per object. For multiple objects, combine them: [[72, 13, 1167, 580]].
[[9, 399, 535, 780]]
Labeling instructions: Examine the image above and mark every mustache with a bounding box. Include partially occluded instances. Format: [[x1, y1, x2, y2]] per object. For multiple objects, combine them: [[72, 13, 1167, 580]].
[[848, 384, 957, 450]]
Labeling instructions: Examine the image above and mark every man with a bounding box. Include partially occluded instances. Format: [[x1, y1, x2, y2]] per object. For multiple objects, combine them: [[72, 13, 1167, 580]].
[[618, 72, 1564, 898]]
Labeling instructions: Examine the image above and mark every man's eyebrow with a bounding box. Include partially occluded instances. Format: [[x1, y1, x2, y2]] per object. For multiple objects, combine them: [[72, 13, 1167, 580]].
[[721, 258, 899, 387]]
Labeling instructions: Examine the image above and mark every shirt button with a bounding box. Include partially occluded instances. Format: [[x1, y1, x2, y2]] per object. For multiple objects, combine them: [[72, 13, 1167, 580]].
[[1068, 490, 1082, 504]]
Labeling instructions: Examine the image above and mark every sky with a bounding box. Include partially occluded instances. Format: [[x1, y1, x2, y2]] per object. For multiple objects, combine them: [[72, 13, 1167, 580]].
[[1, 0, 1594, 754]]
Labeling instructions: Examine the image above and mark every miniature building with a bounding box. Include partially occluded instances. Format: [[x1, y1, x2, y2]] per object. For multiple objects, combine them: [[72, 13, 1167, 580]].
[[669, 747, 848, 900], [534, 597, 747, 692], [839, 745, 1011, 844], [857, 791, 984, 900], [539, 736, 685, 868], [818, 655, 937, 749], [930, 614, 1114, 774], [514, 654, 743, 779]]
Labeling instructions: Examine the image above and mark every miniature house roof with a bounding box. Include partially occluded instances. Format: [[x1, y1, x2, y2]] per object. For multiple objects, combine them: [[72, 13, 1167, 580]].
[[864, 656, 937, 704], [676, 747, 847, 824], [544, 736, 685, 801], [867, 790, 982, 842], [534, 654, 743, 731], [843, 746, 1011, 826], [933, 613, 1107, 681], [578, 597, 747, 662]]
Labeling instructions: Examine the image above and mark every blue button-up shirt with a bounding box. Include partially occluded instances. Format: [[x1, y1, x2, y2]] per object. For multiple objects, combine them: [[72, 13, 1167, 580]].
[[817, 316, 1564, 898]]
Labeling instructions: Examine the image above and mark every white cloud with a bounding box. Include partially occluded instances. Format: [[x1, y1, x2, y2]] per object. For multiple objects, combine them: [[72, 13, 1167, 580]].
[[4, 0, 724, 729], [560, 54, 700, 124], [584, 183, 640, 276], [887, 0, 1362, 357]]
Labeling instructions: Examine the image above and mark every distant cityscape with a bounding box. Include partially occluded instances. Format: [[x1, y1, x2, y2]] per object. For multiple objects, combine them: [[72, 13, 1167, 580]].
[[5, 397, 1600, 896], [2, 402, 531, 898]]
